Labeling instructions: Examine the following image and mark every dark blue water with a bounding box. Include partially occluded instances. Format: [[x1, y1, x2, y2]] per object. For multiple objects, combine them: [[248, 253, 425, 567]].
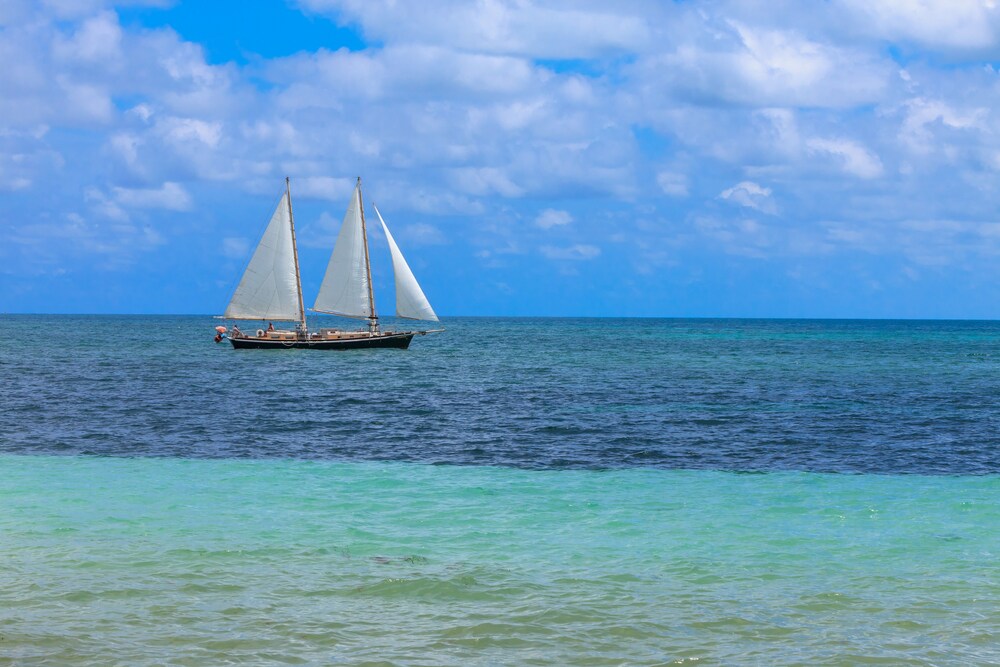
[[1, 316, 998, 473]]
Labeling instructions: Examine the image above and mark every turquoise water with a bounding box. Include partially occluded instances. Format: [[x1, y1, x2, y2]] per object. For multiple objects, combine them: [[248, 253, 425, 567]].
[[1, 456, 997, 665], [1, 316, 999, 664]]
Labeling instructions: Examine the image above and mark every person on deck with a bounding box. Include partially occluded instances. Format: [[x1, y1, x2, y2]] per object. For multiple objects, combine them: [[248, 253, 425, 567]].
[[232, 325, 241, 338], [267, 322, 275, 332]]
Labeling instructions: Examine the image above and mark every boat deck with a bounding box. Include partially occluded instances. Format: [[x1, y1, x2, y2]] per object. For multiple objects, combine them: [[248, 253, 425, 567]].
[[230, 328, 385, 342]]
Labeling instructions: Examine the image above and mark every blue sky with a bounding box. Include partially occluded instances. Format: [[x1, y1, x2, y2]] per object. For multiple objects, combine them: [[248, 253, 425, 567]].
[[2, 0, 999, 318]]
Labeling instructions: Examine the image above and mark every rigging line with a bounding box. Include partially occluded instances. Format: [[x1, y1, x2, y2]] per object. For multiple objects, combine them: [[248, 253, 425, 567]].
[[357, 179, 377, 323], [285, 179, 307, 329]]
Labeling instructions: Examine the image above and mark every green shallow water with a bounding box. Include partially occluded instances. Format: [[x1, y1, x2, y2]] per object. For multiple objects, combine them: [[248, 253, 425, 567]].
[[1, 456, 997, 665]]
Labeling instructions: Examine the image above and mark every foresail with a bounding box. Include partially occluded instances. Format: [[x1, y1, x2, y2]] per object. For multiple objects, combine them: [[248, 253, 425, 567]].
[[374, 205, 439, 322], [224, 192, 302, 321], [313, 182, 373, 318]]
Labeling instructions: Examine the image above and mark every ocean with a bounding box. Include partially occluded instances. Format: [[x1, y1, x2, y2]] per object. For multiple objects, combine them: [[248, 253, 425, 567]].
[[0, 316, 997, 664]]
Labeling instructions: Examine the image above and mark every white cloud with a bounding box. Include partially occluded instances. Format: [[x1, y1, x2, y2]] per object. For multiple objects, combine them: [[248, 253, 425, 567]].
[[274, 44, 546, 106], [656, 171, 689, 197], [820, 217, 1000, 266], [719, 181, 777, 214], [0, 128, 62, 191], [535, 208, 573, 229], [450, 167, 525, 197], [112, 182, 192, 210], [4, 0, 1000, 312], [898, 97, 986, 154], [84, 187, 128, 221], [540, 244, 601, 260], [634, 19, 892, 110], [57, 77, 114, 124], [399, 223, 447, 246], [807, 138, 884, 179], [126, 104, 153, 123], [221, 236, 249, 259], [695, 216, 782, 258], [158, 117, 223, 149], [2, 176, 32, 191], [836, 0, 1000, 52], [52, 10, 122, 63], [297, 210, 340, 249], [293, 176, 354, 201], [299, 0, 652, 59]]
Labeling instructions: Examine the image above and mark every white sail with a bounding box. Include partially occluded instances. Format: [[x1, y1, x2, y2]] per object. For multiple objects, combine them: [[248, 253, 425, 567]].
[[224, 191, 302, 321], [373, 204, 439, 322], [313, 182, 373, 318]]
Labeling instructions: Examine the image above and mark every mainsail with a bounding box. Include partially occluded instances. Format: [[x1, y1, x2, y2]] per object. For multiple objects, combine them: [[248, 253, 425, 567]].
[[224, 191, 302, 321], [313, 181, 374, 319], [373, 204, 439, 322]]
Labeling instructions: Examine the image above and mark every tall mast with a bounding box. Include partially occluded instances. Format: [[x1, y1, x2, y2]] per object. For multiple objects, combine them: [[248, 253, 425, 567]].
[[286, 176, 307, 333], [357, 177, 378, 332]]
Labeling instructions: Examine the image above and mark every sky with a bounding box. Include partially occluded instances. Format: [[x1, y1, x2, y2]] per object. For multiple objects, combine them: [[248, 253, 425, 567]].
[[2, 0, 1000, 318]]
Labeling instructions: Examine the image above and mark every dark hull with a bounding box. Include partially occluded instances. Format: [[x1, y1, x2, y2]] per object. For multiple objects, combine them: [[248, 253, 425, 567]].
[[229, 333, 414, 350]]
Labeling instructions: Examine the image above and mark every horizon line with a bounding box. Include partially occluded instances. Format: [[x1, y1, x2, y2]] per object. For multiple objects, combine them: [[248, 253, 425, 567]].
[[1, 312, 998, 322]]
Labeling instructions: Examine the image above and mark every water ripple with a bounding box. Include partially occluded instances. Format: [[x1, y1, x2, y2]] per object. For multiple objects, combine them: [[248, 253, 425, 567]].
[[1, 315, 999, 473]]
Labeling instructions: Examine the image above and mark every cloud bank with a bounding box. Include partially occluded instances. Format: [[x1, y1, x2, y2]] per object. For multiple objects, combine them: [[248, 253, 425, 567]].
[[2, 0, 1000, 316]]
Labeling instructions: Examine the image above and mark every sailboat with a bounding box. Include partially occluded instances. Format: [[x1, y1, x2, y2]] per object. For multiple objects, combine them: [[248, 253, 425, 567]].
[[218, 177, 441, 350]]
